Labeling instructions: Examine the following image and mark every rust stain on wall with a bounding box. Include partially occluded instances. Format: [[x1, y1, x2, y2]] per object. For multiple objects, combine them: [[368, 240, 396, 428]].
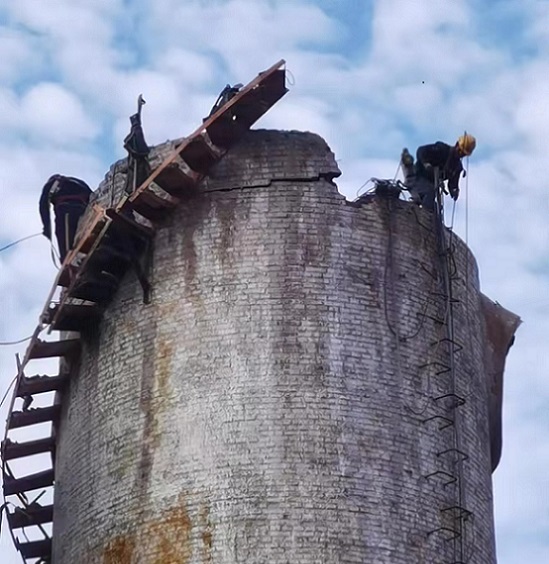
[[199, 505, 213, 563], [102, 496, 198, 564], [102, 536, 135, 564], [135, 333, 174, 507], [147, 495, 192, 564], [215, 196, 237, 266]]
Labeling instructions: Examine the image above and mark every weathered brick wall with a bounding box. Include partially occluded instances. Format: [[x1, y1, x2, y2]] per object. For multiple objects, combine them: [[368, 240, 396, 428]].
[[53, 130, 496, 564]]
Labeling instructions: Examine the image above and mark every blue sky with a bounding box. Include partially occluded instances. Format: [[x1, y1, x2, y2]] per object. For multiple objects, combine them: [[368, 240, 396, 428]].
[[1, 1, 548, 562]]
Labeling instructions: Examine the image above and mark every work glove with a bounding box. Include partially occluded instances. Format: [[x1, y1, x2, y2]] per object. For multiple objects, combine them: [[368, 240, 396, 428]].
[[401, 148, 414, 166]]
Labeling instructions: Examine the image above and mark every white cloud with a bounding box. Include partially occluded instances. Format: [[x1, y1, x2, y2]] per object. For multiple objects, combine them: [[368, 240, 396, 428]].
[[0, 27, 43, 83], [1, 1, 549, 563], [19, 83, 100, 144]]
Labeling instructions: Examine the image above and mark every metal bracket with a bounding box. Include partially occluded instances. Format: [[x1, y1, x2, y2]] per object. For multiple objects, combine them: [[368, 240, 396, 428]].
[[422, 415, 454, 430], [419, 361, 451, 375], [427, 526, 461, 541], [424, 470, 456, 487], [437, 449, 470, 462], [430, 337, 464, 353], [433, 393, 466, 408]]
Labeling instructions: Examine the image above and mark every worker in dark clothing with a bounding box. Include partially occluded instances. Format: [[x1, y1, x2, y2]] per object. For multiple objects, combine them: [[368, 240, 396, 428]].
[[207, 83, 243, 118], [39, 175, 92, 262], [124, 94, 151, 195], [401, 133, 476, 210]]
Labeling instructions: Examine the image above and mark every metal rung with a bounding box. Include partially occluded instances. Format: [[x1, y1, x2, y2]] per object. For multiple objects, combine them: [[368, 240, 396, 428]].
[[418, 361, 450, 375], [427, 526, 461, 541], [430, 292, 460, 303], [433, 394, 466, 407], [441, 506, 473, 520], [423, 470, 456, 487], [419, 261, 438, 280], [422, 415, 454, 430], [16, 538, 52, 559], [431, 337, 463, 353], [3, 469, 54, 496], [2, 437, 55, 460], [423, 313, 446, 325], [7, 504, 53, 528], [437, 448, 470, 462]]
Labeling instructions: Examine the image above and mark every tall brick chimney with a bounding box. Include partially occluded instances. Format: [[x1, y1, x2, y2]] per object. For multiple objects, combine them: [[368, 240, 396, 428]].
[[53, 130, 509, 563]]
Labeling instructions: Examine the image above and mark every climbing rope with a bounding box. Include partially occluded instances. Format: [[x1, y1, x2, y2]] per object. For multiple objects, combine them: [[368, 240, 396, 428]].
[[285, 68, 296, 86], [0, 233, 41, 254], [0, 376, 17, 409], [0, 335, 34, 346]]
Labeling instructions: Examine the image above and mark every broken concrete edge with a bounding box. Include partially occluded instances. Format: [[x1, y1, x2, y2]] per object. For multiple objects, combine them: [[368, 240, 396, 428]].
[[480, 294, 522, 472]]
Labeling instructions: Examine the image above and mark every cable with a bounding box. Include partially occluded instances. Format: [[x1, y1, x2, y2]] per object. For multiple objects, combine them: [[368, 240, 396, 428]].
[[49, 239, 61, 270], [285, 68, 296, 86], [355, 178, 374, 198], [0, 335, 34, 346], [0, 233, 41, 254], [0, 376, 17, 410], [392, 159, 402, 181], [465, 155, 469, 247]]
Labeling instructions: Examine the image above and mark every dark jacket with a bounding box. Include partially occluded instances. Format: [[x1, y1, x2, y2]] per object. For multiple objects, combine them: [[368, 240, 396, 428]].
[[416, 141, 463, 193], [39, 175, 92, 240], [124, 113, 150, 158]]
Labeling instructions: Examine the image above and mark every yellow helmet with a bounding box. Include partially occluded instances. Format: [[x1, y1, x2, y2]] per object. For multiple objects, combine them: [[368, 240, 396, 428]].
[[457, 132, 476, 156]]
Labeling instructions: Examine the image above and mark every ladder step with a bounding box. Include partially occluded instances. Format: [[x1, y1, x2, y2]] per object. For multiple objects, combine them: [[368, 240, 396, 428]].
[[206, 68, 287, 148], [3, 469, 55, 495], [178, 133, 223, 174], [17, 374, 68, 396], [7, 504, 53, 528], [57, 265, 73, 287], [48, 303, 103, 332], [206, 114, 248, 150], [105, 208, 155, 239], [2, 437, 56, 460], [131, 189, 179, 222], [16, 538, 52, 559], [8, 405, 61, 430], [69, 273, 120, 305], [28, 339, 80, 360], [78, 216, 108, 254], [153, 163, 201, 197]]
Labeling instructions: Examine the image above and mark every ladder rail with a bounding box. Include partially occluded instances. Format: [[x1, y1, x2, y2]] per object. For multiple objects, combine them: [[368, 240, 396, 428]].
[[118, 59, 286, 213]]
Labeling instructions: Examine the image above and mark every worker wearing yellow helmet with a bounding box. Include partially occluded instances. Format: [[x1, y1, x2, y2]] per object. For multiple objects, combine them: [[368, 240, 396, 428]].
[[401, 133, 476, 210]]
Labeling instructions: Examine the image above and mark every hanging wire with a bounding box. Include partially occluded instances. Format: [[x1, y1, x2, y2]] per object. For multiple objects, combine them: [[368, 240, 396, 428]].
[[355, 178, 374, 198], [392, 158, 402, 181], [285, 67, 296, 86], [465, 155, 470, 247], [0, 376, 17, 410], [49, 239, 61, 270], [0, 233, 41, 254], [0, 335, 34, 346]]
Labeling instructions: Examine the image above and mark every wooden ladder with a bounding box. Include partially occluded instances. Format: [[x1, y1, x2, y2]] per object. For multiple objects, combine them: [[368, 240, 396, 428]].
[[1, 59, 288, 563]]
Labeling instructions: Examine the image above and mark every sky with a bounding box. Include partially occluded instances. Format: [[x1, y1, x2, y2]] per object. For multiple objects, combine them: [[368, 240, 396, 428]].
[[0, 0, 548, 562]]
